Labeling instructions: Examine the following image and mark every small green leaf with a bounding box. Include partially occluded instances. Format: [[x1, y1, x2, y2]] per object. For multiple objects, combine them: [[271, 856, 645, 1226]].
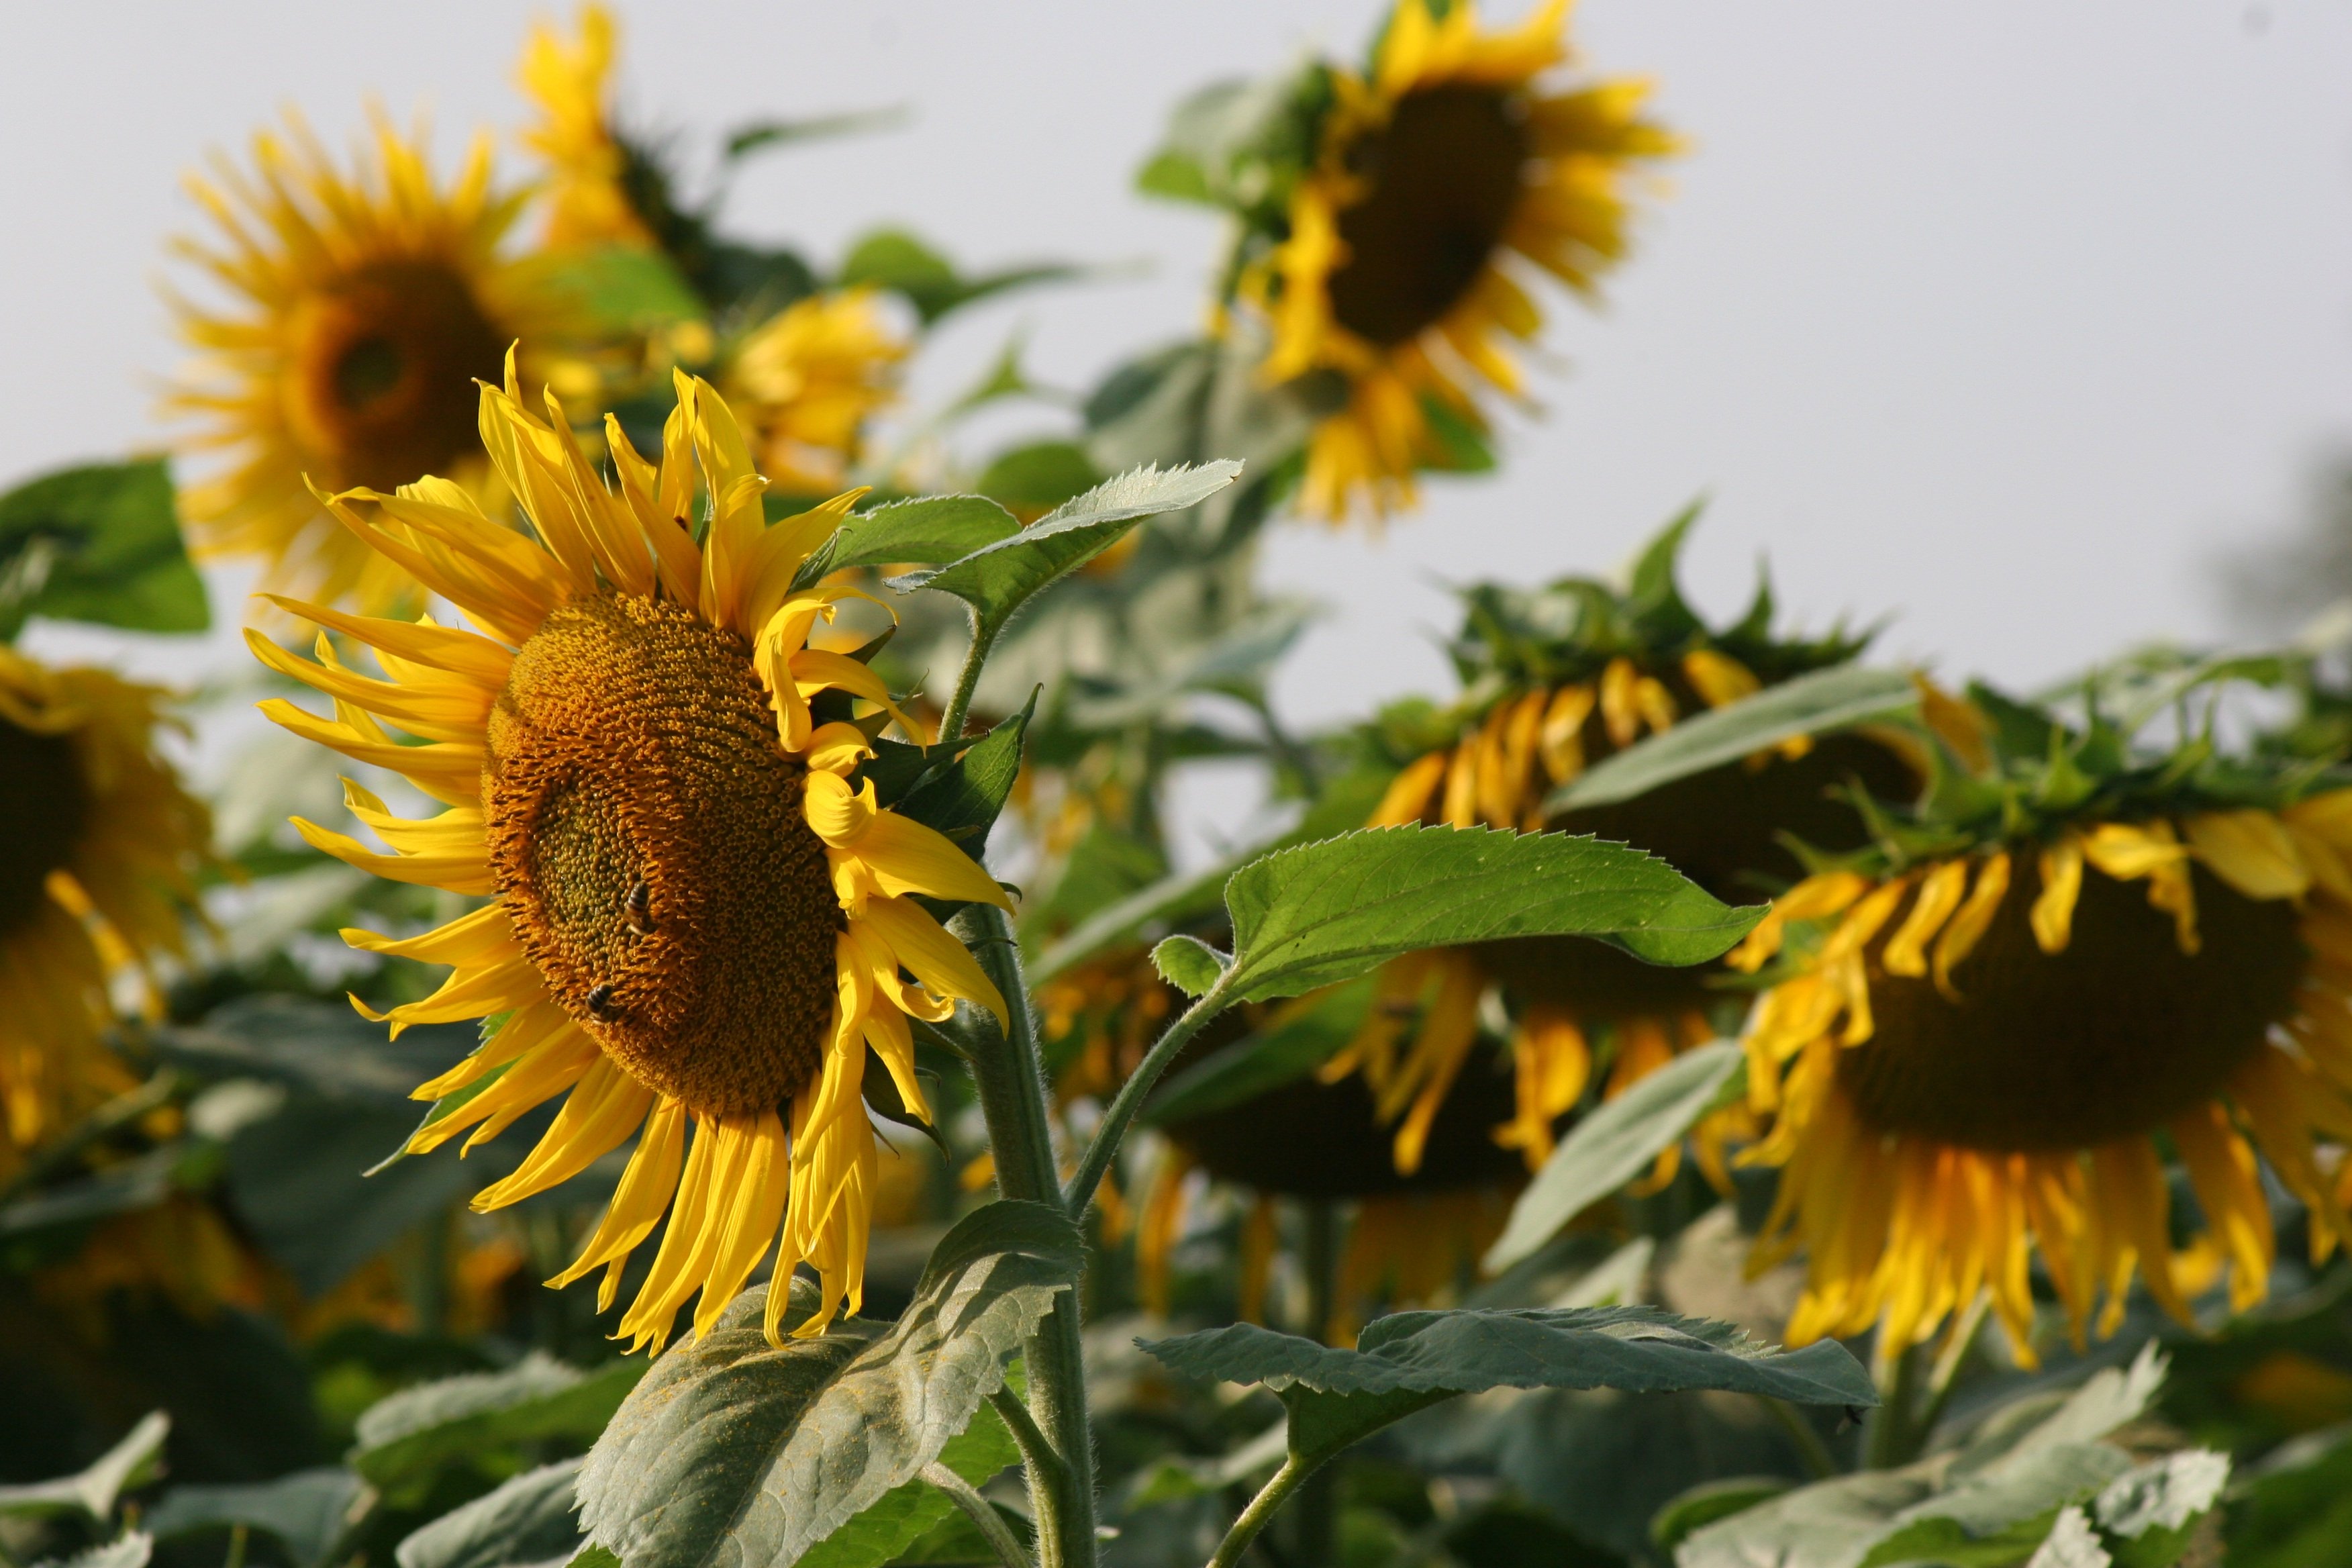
[[724, 107, 907, 162], [1141, 1306, 1874, 1468], [0, 459, 206, 638], [1483, 1042, 1743, 1272], [149, 1470, 365, 1568], [1550, 665, 1922, 813], [1145, 978, 1373, 1125], [887, 461, 1244, 642], [0, 1411, 169, 1522], [838, 228, 1081, 325], [1151, 934, 1229, 997], [1218, 826, 1765, 1005], [796, 495, 1020, 591], [2028, 1508, 2113, 1568], [577, 1201, 1080, 1568], [394, 1460, 583, 1568], [891, 692, 1034, 853], [352, 1355, 642, 1506]]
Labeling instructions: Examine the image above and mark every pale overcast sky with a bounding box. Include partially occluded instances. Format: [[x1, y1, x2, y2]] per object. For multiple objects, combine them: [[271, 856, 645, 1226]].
[[7, 0, 2351, 746]]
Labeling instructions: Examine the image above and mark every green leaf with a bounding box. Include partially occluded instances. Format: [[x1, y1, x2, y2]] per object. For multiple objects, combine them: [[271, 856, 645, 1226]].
[[1675, 1470, 1939, 1568], [890, 691, 1034, 852], [1142, 1306, 1873, 1469], [0, 459, 206, 638], [724, 107, 907, 161], [34, 1535, 154, 1568], [577, 1200, 1081, 1568], [2226, 1422, 2352, 1567], [1651, 1477, 1798, 1558], [1145, 977, 1373, 1125], [1150, 934, 1229, 997], [149, 1470, 365, 1568], [975, 442, 1102, 517], [1857, 1444, 2133, 1567], [395, 1459, 583, 1568], [796, 495, 1020, 591], [887, 461, 1244, 642], [0, 1411, 168, 1521], [796, 1404, 1022, 1568], [838, 228, 1081, 326], [517, 245, 703, 333], [1483, 1042, 1743, 1272], [1217, 825, 1766, 1005], [2095, 1451, 2228, 1568], [2028, 1509, 2113, 1568], [352, 1355, 642, 1506], [1549, 665, 1922, 813]]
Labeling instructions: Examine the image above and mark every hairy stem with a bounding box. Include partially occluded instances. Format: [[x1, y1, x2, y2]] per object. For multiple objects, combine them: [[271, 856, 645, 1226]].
[[1210, 1454, 1317, 1568], [921, 1463, 1032, 1568], [1061, 970, 1238, 1219], [989, 1385, 1071, 1503], [957, 905, 1097, 1568], [936, 609, 997, 744]]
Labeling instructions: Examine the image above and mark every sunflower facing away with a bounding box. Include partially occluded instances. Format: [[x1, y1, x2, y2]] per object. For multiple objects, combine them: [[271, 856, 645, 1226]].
[[1323, 524, 1923, 1185], [0, 649, 211, 1169], [1736, 693, 2352, 1367], [168, 111, 591, 615], [252, 368, 1010, 1349], [517, 3, 656, 252], [1250, 0, 1676, 520]]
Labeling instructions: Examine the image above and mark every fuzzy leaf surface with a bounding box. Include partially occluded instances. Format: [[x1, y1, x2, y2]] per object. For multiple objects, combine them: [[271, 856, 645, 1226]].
[[396, 1461, 584, 1568], [1217, 826, 1765, 1004], [887, 461, 1242, 640], [577, 1200, 1079, 1568], [150, 1469, 366, 1568], [1550, 665, 1920, 812], [352, 1355, 641, 1504], [1485, 1042, 1742, 1271]]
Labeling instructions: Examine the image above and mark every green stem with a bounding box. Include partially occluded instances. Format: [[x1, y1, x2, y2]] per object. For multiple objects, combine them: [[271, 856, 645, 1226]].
[[955, 905, 1097, 1568], [936, 610, 997, 744], [1756, 1396, 1839, 1481], [1210, 1455, 1318, 1568], [1914, 1293, 1990, 1453], [920, 1463, 1032, 1568], [1061, 971, 1238, 1220], [1292, 1204, 1342, 1566], [1861, 1341, 1924, 1471], [989, 1386, 1071, 1504]]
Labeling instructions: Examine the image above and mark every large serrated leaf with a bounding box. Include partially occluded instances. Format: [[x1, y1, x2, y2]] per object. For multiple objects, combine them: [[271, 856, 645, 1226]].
[[149, 1470, 365, 1568], [1142, 1306, 1873, 1467], [796, 495, 1020, 591], [0, 1412, 169, 1521], [0, 458, 207, 638], [352, 1355, 642, 1504], [1549, 665, 1921, 813], [795, 1402, 1023, 1568], [1484, 1042, 1743, 1272], [395, 1460, 584, 1568], [887, 461, 1242, 642], [577, 1200, 1081, 1568], [1217, 826, 1766, 1004]]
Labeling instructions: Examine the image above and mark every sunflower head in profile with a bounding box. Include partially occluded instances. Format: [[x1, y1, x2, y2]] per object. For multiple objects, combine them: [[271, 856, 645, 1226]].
[[252, 366, 1012, 1349], [1736, 671, 2352, 1367], [1234, 0, 1676, 521], [167, 111, 592, 615], [0, 649, 211, 1167], [1324, 513, 1937, 1182]]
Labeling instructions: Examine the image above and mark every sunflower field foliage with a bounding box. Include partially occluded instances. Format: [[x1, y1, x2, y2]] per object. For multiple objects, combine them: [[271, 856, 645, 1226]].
[[6, 4, 2352, 1567]]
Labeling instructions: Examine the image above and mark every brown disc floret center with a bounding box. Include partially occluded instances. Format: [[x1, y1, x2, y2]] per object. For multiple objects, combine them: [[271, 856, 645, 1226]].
[[0, 716, 87, 937], [1839, 858, 2305, 1151], [289, 259, 507, 491], [483, 594, 842, 1119], [1328, 86, 1530, 346]]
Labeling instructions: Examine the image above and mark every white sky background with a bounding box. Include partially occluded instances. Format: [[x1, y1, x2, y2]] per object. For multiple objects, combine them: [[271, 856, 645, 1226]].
[[5, 1, 2351, 854]]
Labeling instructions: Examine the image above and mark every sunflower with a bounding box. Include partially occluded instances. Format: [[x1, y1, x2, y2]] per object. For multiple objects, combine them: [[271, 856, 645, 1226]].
[[250, 366, 1012, 1349], [168, 111, 592, 615], [0, 650, 211, 1166], [517, 3, 655, 252], [1736, 714, 2352, 1366], [1319, 530, 1922, 1183], [1248, 0, 1676, 520], [722, 289, 907, 495]]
